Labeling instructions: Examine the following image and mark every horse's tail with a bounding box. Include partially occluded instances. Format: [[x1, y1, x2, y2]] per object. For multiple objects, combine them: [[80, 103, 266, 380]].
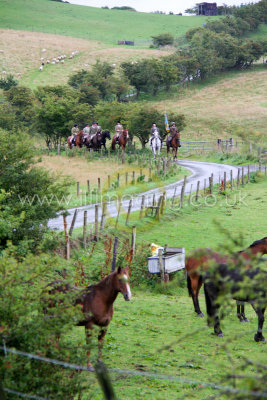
[[111, 140, 115, 150]]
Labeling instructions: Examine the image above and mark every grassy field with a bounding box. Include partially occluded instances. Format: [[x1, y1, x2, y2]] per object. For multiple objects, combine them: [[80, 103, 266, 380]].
[[0, 0, 212, 45], [150, 65, 267, 142], [37, 153, 189, 208], [61, 177, 267, 399]]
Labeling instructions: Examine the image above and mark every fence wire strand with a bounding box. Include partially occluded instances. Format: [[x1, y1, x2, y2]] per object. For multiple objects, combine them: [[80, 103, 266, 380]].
[[1, 346, 267, 399]]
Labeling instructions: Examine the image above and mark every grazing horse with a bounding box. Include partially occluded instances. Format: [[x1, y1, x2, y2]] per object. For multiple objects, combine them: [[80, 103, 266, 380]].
[[186, 237, 267, 321], [85, 131, 111, 152], [67, 130, 85, 149], [111, 129, 129, 151], [44, 266, 132, 370], [150, 130, 162, 158], [204, 262, 266, 341], [166, 132, 181, 159]]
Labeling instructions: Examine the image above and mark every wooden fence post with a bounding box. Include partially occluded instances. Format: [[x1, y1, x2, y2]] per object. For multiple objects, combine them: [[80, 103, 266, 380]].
[[139, 195, 145, 219], [188, 183, 193, 205], [87, 180, 90, 193], [94, 205, 99, 242], [69, 209, 78, 237], [117, 173, 120, 187], [77, 182, 80, 197], [161, 191, 166, 214], [247, 165, 250, 183], [241, 166, 244, 186], [195, 181, 200, 201], [125, 199, 132, 226], [223, 172, 226, 191], [125, 172, 128, 185], [98, 177, 101, 193], [158, 249, 165, 283], [108, 175, 111, 189], [237, 168, 240, 188], [63, 215, 70, 260], [57, 143, 61, 155], [83, 211, 87, 248], [180, 176, 187, 208], [230, 170, 233, 190], [112, 237, 119, 272], [132, 171, 135, 184], [131, 226, 136, 258], [100, 202, 107, 230], [156, 196, 162, 220]]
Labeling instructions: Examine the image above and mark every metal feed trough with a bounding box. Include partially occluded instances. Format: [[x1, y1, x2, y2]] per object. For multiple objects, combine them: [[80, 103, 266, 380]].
[[147, 247, 185, 274]]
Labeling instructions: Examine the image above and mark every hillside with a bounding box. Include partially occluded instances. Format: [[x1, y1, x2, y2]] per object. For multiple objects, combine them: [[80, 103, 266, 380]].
[[0, 0, 213, 46]]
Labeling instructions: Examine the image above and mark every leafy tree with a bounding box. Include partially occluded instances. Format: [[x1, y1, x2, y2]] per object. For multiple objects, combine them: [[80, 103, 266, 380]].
[[151, 33, 174, 47], [127, 103, 186, 148], [0, 129, 70, 248], [0, 104, 19, 132], [94, 101, 133, 132], [4, 86, 36, 126], [0, 248, 84, 398], [0, 74, 18, 91]]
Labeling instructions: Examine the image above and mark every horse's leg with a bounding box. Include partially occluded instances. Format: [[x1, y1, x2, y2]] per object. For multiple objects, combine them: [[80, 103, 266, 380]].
[[97, 328, 107, 361], [85, 323, 94, 371], [237, 301, 249, 322], [192, 275, 204, 317], [204, 283, 223, 337], [251, 305, 266, 342]]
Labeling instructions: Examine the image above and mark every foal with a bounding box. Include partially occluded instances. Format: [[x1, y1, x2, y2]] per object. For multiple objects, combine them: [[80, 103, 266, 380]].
[[76, 266, 132, 370], [45, 266, 132, 370]]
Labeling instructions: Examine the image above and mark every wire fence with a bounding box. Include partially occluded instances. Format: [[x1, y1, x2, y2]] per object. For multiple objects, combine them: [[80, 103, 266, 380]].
[[1, 345, 267, 399]]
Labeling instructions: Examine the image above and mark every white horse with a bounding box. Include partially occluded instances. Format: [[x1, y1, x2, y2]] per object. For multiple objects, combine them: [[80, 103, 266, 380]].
[[149, 130, 162, 158]]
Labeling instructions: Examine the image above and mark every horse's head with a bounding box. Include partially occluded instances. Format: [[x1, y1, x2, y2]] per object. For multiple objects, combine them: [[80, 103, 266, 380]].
[[115, 266, 132, 301], [122, 129, 129, 139], [248, 237, 267, 255], [103, 131, 111, 140]]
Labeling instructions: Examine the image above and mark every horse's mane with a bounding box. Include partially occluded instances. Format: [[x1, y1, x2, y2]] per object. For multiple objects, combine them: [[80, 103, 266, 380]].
[[249, 237, 267, 248]]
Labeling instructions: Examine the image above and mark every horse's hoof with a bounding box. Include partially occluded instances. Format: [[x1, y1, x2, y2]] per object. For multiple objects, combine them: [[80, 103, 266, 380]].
[[240, 318, 250, 323], [197, 312, 205, 317], [87, 365, 95, 372], [217, 333, 224, 338], [254, 334, 266, 342]]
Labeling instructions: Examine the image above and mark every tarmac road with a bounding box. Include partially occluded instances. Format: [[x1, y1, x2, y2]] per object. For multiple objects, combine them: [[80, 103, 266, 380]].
[[48, 160, 244, 231]]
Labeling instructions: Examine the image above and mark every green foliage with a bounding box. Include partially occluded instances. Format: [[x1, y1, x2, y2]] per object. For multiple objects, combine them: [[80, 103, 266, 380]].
[[0, 129, 70, 248], [4, 85, 36, 126], [0, 74, 18, 91], [151, 33, 174, 47], [0, 248, 84, 398]]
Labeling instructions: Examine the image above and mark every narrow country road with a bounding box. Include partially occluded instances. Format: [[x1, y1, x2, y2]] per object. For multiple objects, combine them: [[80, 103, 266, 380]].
[[48, 160, 245, 231]]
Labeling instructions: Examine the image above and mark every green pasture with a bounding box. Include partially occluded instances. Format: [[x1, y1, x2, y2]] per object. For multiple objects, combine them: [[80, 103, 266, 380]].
[[67, 290, 266, 399], [0, 0, 216, 46], [61, 175, 267, 399]]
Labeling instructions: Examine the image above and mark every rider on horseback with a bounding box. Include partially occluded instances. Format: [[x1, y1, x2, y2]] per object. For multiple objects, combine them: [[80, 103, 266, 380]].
[[115, 121, 123, 143], [149, 123, 162, 146], [71, 124, 79, 145], [83, 123, 90, 138], [166, 122, 181, 147]]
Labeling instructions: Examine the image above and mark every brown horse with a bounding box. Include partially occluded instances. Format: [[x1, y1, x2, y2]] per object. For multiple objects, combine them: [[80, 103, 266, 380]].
[[186, 237, 267, 320], [67, 130, 85, 149], [44, 266, 132, 371], [111, 129, 129, 151], [85, 131, 111, 152], [166, 132, 181, 159]]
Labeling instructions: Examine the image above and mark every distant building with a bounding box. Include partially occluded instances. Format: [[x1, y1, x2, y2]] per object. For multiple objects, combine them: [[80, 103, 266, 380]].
[[197, 2, 217, 16]]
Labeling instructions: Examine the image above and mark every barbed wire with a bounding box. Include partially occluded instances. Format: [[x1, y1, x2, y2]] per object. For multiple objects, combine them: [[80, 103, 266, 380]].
[[1, 346, 267, 398], [3, 388, 52, 400]]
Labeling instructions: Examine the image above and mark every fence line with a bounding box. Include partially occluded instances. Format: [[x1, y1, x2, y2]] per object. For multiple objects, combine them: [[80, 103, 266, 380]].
[[4, 388, 52, 400], [1, 346, 267, 398]]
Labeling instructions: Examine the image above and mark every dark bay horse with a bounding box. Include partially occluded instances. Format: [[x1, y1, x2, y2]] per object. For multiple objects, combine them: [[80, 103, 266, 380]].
[[166, 132, 181, 159], [44, 266, 131, 370], [204, 261, 267, 341], [86, 131, 111, 152], [111, 129, 129, 151], [186, 237, 267, 320], [67, 130, 84, 149]]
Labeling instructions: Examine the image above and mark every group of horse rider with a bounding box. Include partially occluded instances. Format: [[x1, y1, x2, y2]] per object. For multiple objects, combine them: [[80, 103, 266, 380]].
[[70, 120, 180, 147]]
